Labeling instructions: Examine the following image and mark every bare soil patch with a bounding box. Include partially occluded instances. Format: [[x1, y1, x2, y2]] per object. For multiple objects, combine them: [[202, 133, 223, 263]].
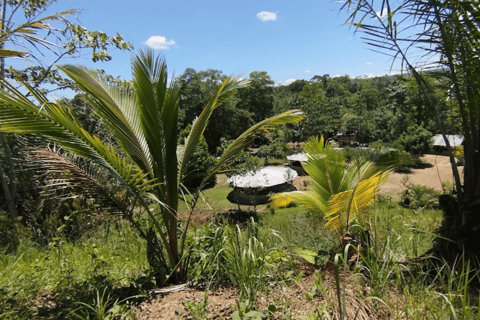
[[380, 154, 462, 196], [135, 261, 381, 320]]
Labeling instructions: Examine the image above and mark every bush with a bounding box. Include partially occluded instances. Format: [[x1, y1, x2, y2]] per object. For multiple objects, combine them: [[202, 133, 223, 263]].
[[257, 130, 287, 162], [401, 184, 440, 210], [179, 125, 216, 190], [397, 125, 433, 156]]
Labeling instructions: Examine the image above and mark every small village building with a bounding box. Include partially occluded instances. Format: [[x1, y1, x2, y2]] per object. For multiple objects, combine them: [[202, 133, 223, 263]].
[[432, 134, 464, 152], [287, 153, 308, 172], [226, 166, 297, 206]]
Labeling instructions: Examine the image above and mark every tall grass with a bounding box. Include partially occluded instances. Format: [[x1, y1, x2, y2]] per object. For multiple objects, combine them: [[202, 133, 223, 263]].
[[0, 221, 148, 318], [221, 219, 277, 310]]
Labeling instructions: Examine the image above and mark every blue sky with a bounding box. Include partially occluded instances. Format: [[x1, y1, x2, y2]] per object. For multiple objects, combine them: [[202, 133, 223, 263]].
[[41, 1, 400, 86]]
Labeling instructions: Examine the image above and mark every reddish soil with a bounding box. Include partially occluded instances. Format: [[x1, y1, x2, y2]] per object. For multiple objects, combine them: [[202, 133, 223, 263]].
[[135, 261, 381, 320]]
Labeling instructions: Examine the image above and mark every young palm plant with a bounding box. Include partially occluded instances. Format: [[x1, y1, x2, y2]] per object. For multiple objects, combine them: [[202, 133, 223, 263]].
[[0, 49, 303, 282], [271, 136, 390, 243]]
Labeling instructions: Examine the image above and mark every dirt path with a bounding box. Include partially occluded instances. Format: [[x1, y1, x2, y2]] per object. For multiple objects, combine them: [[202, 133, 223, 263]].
[[379, 154, 463, 196]]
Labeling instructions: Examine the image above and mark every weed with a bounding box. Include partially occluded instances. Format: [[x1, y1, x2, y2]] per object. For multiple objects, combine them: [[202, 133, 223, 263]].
[[401, 183, 440, 210], [184, 289, 209, 320], [221, 218, 276, 311], [71, 288, 135, 320]]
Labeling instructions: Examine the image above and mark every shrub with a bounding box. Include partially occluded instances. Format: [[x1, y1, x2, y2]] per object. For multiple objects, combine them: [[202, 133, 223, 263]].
[[401, 184, 440, 210], [179, 125, 216, 190], [221, 219, 276, 310], [397, 125, 433, 156]]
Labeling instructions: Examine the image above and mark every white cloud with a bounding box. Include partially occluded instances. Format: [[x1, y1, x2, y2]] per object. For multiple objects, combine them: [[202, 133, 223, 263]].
[[305, 70, 311, 74], [256, 11, 277, 22], [276, 78, 296, 86], [333, 74, 341, 78], [376, 8, 388, 18], [366, 62, 372, 65], [145, 36, 176, 50]]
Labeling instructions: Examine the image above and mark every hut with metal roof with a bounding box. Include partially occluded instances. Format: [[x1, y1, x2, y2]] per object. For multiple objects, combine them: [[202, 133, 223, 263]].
[[432, 134, 464, 152], [226, 166, 297, 206]]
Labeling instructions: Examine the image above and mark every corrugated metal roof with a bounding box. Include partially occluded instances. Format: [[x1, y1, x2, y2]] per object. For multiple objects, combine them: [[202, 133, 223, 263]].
[[227, 166, 297, 188], [287, 153, 308, 162], [432, 134, 464, 147]]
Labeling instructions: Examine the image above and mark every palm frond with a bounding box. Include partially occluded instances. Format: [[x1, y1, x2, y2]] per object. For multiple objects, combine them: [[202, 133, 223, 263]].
[[206, 109, 304, 184], [0, 49, 26, 58], [178, 74, 246, 185], [0, 79, 156, 203], [270, 190, 329, 214], [269, 135, 390, 232], [25, 148, 133, 216], [131, 49, 179, 210], [325, 172, 388, 231], [58, 65, 152, 176]]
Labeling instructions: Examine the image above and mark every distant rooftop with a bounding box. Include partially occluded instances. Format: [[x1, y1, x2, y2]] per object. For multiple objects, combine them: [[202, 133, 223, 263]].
[[432, 134, 464, 147], [287, 153, 308, 162], [227, 166, 297, 189]]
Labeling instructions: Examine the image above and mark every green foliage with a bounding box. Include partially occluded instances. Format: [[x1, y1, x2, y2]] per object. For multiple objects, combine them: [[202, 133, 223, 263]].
[[179, 125, 216, 190], [401, 184, 440, 211], [71, 289, 135, 320], [0, 222, 148, 318], [177, 68, 255, 152], [337, 0, 480, 258], [397, 125, 433, 156], [271, 136, 390, 237], [183, 289, 209, 320], [344, 143, 417, 170], [256, 132, 287, 162], [236, 71, 275, 123], [220, 219, 276, 311], [217, 139, 265, 176], [0, 1, 133, 89]]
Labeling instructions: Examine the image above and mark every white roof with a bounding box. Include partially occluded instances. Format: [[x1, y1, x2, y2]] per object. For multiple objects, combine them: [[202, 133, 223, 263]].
[[227, 166, 298, 188], [432, 134, 464, 147], [287, 153, 308, 162]]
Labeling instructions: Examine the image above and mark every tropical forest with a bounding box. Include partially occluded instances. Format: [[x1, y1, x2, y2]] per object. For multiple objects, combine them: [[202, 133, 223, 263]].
[[0, 0, 479, 319]]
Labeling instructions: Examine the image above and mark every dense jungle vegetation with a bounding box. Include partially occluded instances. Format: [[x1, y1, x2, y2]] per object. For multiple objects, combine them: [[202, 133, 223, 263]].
[[1, 0, 479, 319]]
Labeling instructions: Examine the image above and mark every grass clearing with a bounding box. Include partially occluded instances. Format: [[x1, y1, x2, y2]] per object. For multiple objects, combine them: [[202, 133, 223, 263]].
[[2, 180, 478, 319]]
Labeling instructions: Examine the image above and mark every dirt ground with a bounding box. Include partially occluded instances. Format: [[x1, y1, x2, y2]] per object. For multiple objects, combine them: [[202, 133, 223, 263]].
[[379, 154, 462, 196], [135, 260, 381, 320]]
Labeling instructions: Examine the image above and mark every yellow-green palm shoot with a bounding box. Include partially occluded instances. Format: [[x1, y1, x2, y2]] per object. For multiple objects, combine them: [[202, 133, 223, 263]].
[[270, 136, 390, 236]]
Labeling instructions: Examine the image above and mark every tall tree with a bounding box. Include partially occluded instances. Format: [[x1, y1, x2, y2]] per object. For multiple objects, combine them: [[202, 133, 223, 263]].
[[236, 71, 275, 123], [339, 0, 480, 259], [0, 0, 132, 221]]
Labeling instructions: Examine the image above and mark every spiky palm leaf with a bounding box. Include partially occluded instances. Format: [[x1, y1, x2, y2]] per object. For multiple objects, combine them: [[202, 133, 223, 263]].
[[271, 136, 349, 213], [0, 49, 304, 281], [25, 148, 139, 216], [325, 171, 387, 233], [0, 79, 153, 199], [271, 136, 390, 235], [0, 49, 26, 58]]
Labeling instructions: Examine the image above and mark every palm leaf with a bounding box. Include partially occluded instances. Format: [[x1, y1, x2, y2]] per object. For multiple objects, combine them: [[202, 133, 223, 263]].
[[131, 49, 180, 211], [270, 135, 391, 233], [58, 65, 152, 176], [178, 74, 246, 186], [0, 79, 154, 201], [0, 49, 26, 58], [25, 148, 135, 216], [325, 172, 387, 231], [206, 109, 304, 183]]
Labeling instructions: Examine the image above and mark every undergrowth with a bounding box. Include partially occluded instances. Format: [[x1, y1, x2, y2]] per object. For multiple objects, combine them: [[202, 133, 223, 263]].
[[2, 188, 479, 319]]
